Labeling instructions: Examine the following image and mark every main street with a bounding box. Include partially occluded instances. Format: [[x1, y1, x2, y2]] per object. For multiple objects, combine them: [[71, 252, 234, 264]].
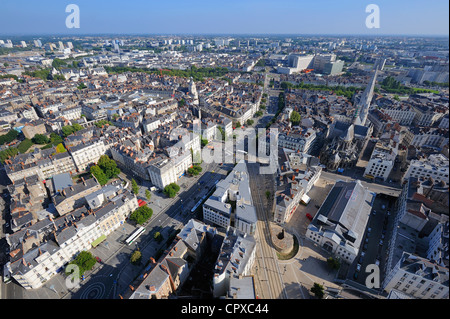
[[71, 159, 230, 299], [247, 162, 287, 299]]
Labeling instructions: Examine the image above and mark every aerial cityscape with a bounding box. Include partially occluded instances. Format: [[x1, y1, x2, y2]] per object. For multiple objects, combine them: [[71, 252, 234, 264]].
[[0, 0, 448, 308]]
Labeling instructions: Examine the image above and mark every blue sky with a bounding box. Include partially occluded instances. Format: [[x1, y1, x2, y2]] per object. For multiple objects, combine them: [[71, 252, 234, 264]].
[[0, 0, 448, 36]]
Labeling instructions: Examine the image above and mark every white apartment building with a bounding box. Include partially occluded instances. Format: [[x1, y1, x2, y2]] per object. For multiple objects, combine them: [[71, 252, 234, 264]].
[[203, 161, 257, 235], [278, 128, 317, 154], [382, 252, 449, 299], [364, 139, 398, 181], [412, 105, 446, 127], [404, 129, 449, 150], [403, 154, 449, 184], [148, 157, 178, 190], [383, 108, 417, 126], [426, 221, 449, 268], [148, 133, 200, 190], [68, 139, 107, 172]]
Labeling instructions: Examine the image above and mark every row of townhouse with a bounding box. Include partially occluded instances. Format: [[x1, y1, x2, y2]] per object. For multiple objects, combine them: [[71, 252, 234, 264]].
[[4, 146, 77, 183], [381, 177, 449, 299], [402, 153, 449, 185], [277, 127, 317, 154], [126, 219, 217, 299], [5, 187, 139, 289], [67, 138, 107, 172]]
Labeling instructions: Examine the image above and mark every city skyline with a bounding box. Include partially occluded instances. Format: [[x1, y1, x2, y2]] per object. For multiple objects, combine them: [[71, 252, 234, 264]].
[[0, 0, 449, 36]]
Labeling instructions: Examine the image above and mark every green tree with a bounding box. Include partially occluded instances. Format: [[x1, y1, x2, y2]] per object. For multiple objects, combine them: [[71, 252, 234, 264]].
[[246, 119, 254, 126], [0, 129, 19, 145], [17, 139, 33, 154], [129, 205, 153, 225], [32, 134, 50, 145], [265, 191, 271, 200], [201, 137, 208, 147], [289, 110, 301, 126], [311, 283, 325, 299], [145, 189, 152, 201], [327, 257, 341, 270], [66, 251, 97, 278], [130, 250, 142, 264], [131, 178, 140, 195], [98, 155, 120, 179], [154, 232, 163, 243], [187, 165, 202, 176], [72, 123, 83, 132], [62, 125, 75, 137], [163, 183, 180, 198], [55, 143, 66, 153], [90, 165, 109, 185], [52, 58, 67, 69], [0, 147, 19, 163], [49, 132, 63, 145]]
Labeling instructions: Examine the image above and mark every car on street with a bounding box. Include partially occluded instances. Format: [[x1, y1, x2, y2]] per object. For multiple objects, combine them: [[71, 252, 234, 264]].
[[306, 213, 313, 221], [356, 264, 361, 271], [379, 239, 384, 246]]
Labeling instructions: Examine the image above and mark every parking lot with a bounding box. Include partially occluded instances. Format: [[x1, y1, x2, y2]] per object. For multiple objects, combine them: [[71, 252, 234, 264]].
[[349, 193, 397, 286]]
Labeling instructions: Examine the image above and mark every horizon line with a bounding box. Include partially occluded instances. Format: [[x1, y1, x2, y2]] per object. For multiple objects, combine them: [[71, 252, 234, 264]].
[[1, 32, 449, 38]]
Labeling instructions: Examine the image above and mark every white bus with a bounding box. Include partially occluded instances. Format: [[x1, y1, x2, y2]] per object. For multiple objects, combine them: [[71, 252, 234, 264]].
[[125, 226, 146, 246]]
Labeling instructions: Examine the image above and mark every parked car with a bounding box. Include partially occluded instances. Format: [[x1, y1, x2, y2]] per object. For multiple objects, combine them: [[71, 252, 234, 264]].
[[306, 213, 313, 221], [379, 239, 384, 246], [356, 264, 361, 271]]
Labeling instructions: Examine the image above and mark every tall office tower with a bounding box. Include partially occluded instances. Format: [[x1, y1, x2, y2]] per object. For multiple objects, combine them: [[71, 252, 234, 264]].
[[33, 39, 42, 47], [67, 42, 73, 49]]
